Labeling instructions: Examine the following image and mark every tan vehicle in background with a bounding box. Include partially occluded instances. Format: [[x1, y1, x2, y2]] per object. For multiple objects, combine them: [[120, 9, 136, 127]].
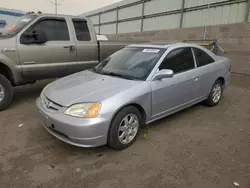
[[0, 13, 137, 110]]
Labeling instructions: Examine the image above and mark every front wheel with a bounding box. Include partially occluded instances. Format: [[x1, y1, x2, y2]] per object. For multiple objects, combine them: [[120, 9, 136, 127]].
[[0, 74, 14, 111], [204, 79, 223, 107], [107, 106, 142, 150]]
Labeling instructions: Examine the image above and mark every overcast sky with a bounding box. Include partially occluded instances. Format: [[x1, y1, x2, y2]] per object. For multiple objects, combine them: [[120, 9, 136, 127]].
[[1, 0, 122, 15]]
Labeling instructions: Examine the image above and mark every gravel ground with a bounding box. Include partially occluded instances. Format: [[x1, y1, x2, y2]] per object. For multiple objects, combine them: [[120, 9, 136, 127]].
[[0, 74, 250, 188]]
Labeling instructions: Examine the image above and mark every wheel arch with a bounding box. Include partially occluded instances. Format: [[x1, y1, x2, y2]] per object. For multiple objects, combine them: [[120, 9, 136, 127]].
[[110, 103, 147, 126], [217, 77, 225, 86], [0, 62, 14, 84]]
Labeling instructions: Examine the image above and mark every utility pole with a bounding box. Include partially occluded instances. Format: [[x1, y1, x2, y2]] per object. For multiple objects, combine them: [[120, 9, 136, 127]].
[[51, 0, 61, 14], [245, 0, 250, 22]]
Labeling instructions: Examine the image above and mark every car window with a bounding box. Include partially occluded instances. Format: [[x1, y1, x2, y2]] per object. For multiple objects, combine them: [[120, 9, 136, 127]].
[[28, 18, 69, 41], [72, 19, 91, 41], [193, 48, 214, 67], [93, 47, 166, 80], [159, 47, 195, 74]]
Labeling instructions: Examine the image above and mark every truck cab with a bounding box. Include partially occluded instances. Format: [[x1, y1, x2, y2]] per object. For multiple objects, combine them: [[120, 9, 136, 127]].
[[0, 13, 131, 110]]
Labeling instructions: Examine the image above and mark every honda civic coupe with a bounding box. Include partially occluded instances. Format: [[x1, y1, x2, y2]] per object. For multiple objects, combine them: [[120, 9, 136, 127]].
[[36, 43, 230, 150]]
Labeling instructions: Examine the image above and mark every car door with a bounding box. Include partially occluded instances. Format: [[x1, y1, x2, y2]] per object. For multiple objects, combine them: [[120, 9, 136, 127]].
[[192, 47, 217, 98], [151, 47, 200, 119], [17, 16, 78, 80], [71, 18, 99, 71]]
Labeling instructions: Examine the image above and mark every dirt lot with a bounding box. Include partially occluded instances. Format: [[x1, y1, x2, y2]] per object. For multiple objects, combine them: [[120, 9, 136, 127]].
[[0, 74, 250, 188]]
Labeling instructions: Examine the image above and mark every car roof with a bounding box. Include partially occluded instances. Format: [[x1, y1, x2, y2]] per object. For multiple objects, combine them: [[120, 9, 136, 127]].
[[127, 42, 204, 49], [127, 42, 219, 60]]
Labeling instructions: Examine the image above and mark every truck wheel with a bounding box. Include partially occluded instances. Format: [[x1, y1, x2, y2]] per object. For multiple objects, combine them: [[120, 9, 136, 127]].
[[107, 106, 142, 150], [0, 74, 14, 111]]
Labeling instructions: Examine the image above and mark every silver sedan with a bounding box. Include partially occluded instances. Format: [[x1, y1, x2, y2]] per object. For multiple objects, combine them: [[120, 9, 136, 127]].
[[36, 43, 230, 150]]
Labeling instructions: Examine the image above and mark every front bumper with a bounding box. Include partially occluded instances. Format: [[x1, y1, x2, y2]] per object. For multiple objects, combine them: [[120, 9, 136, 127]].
[[36, 97, 110, 147]]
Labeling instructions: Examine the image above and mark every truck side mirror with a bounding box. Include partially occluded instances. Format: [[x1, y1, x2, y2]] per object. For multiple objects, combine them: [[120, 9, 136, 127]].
[[20, 30, 48, 44], [34, 31, 48, 44]]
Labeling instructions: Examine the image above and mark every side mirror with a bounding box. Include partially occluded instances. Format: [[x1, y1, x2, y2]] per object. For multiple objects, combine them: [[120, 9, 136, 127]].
[[34, 31, 47, 44], [153, 69, 174, 80], [21, 30, 47, 44]]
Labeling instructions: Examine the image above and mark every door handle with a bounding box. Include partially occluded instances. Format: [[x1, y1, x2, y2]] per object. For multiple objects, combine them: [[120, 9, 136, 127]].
[[63, 45, 76, 52], [193, 77, 199, 81]]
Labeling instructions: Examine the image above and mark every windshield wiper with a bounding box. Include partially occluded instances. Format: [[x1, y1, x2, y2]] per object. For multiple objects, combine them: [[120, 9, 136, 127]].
[[90, 67, 101, 73], [91, 68, 136, 80], [101, 72, 134, 80], [0, 33, 6, 37], [0, 33, 13, 38]]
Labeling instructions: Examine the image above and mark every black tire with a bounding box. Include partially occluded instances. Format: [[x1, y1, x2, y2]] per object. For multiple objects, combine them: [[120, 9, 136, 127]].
[[204, 79, 223, 107], [107, 106, 142, 150], [0, 74, 14, 111]]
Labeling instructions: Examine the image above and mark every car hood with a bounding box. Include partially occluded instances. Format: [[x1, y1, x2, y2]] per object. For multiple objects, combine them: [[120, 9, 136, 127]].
[[43, 70, 141, 107]]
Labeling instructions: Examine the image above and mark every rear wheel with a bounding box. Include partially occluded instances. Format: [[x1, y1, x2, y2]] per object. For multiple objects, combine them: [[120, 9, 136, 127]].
[[0, 74, 14, 111], [204, 79, 223, 107], [107, 106, 142, 150]]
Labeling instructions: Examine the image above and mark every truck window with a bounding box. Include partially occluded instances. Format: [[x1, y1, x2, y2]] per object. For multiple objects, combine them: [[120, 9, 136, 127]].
[[28, 18, 69, 41], [72, 19, 91, 41]]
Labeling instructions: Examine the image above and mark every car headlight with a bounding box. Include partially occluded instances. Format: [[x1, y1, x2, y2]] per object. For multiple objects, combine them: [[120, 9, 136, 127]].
[[64, 103, 101, 118]]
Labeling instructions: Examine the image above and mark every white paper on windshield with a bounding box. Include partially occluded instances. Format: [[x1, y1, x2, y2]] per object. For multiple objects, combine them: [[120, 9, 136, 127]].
[[21, 18, 31, 22], [142, 49, 160, 53]]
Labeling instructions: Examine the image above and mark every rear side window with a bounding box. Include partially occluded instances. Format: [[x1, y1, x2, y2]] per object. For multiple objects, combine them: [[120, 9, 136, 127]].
[[159, 47, 195, 74], [73, 19, 91, 41], [30, 18, 69, 41], [193, 48, 214, 67]]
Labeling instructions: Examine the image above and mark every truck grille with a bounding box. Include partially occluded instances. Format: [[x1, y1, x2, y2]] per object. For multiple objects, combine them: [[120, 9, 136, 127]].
[[42, 95, 62, 111]]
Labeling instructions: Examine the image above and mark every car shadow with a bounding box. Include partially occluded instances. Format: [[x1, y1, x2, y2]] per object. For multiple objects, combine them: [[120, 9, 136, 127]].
[[51, 104, 205, 154], [142, 102, 205, 131], [10, 79, 54, 108]]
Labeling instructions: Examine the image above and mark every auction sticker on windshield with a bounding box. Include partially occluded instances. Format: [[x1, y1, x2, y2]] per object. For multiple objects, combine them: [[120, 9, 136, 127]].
[[21, 18, 31, 22], [142, 49, 160, 53]]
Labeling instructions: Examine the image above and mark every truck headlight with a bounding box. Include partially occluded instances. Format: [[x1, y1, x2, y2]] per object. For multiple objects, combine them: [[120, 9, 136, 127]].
[[64, 103, 101, 118]]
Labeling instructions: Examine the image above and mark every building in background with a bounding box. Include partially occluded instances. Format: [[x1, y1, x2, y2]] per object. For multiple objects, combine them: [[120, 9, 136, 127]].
[[0, 8, 25, 32], [81, 0, 250, 35]]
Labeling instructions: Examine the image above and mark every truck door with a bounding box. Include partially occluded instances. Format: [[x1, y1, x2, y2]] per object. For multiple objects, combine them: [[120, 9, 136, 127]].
[[17, 16, 78, 80], [71, 18, 99, 70]]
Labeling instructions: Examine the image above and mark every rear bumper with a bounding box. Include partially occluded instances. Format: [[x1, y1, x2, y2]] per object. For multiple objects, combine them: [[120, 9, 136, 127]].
[[36, 97, 110, 148]]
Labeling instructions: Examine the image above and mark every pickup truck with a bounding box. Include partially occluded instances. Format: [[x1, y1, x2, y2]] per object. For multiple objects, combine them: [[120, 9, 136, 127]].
[[0, 13, 135, 110]]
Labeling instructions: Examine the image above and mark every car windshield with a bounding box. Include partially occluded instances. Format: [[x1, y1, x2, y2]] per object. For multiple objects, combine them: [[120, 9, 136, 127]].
[[0, 14, 38, 38], [92, 47, 166, 80]]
